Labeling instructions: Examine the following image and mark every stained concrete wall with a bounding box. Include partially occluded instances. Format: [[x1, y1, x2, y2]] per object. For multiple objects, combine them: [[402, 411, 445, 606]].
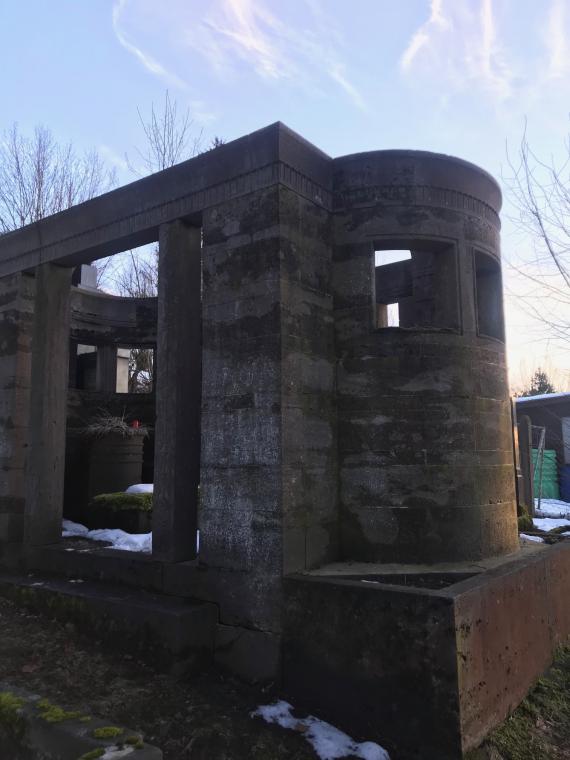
[[200, 181, 335, 630], [0, 124, 518, 630], [0, 273, 34, 543], [332, 151, 518, 563]]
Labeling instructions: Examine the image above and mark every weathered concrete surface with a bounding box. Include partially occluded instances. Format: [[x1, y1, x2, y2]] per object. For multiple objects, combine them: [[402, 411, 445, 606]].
[[200, 180, 336, 630], [332, 150, 518, 563], [0, 682, 162, 759], [0, 573, 218, 670], [0, 273, 34, 544], [70, 287, 157, 346], [283, 541, 570, 760], [214, 623, 280, 683], [24, 264, 72, 546], [153, 220, 201, 562]]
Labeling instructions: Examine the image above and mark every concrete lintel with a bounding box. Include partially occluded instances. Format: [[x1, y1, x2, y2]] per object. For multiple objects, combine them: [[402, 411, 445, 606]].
[[0, 123, 332, 277]]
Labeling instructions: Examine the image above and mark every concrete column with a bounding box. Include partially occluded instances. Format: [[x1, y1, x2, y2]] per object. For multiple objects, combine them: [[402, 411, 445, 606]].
[[95, 345, 118, 392], [24, 264, 72, 546], [0, 273, 35, 544], [153, 220, 201, 562], [518, 415, 534, 516]]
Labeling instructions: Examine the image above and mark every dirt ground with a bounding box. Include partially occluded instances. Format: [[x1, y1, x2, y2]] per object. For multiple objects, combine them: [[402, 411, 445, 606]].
[[0, 595, 318, 760]]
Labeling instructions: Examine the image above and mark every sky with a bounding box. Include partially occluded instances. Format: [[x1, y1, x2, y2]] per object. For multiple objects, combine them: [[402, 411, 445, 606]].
[[2, 0, 570, 390]]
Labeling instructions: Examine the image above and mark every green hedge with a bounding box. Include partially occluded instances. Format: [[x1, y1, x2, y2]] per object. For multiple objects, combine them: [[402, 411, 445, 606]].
[[90, 492, 153, 513]]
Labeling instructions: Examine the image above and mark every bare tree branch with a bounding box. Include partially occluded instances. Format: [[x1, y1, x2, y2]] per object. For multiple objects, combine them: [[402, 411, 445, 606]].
[[0, 123, 116, 234]]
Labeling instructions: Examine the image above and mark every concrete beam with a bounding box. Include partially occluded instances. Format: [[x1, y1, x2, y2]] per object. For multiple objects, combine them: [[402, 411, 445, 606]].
[[25, 264, 72, 546], [0, 123, 332, 278], [153, 220, 201, 562]]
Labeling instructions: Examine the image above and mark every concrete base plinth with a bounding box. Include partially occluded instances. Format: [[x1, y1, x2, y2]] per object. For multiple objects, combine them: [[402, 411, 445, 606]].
[[283, 542, 570, 760]]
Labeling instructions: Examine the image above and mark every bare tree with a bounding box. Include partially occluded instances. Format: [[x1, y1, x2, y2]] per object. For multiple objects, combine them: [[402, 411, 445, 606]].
[[505, 123, 570, 348], [99, 91, 224, 392], [0, 123, 116, 234], [126, 91, 204, 176]]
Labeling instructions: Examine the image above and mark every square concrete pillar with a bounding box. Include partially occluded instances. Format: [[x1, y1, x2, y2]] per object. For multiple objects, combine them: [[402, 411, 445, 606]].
[[199, 184, 336, 630], [153, 220, 201, 562], [0, 273, 35, 544], [95, 344, 118, 392], [24, 264, 72, 546]]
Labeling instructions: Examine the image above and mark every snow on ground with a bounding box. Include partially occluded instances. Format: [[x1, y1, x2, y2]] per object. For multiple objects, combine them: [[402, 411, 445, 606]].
[[535, 498, 570, 518], [533, 517, 570, 532], [125, 483, 154, 494], [62, 519, 151, 553], [252, 701, 389, 760], [520, 533, 545, 544]]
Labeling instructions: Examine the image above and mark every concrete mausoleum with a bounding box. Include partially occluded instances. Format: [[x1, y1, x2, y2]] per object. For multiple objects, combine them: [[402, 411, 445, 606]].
[[0, 122, 569, 759]]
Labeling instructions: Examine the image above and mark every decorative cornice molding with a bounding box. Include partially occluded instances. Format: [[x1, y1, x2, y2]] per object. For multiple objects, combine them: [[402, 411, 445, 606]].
[[333, 184, 500, 227]]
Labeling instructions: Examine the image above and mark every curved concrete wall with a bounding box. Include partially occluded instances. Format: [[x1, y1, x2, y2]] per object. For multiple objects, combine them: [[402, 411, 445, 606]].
[[332, 150, 518, 563], [70, 288, 157, 346]]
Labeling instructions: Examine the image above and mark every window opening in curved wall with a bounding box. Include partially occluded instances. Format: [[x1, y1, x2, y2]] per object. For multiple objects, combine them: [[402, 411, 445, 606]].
[[375, 243, 460, 331], [124, 346, 154, 394], [375, 250, 411, 329], [69, 343, 97, 390], [474, 250, 504, 341]]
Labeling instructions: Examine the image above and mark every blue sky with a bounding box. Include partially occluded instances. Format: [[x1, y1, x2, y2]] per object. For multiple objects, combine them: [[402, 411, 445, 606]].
[[2, 0, 570, 388]]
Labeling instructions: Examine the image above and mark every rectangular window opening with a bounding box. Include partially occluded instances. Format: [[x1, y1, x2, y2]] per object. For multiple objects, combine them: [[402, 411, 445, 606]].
[[474, 250, 504, 341], [375, 250, 412, 329], [115, 346, 155, 394]]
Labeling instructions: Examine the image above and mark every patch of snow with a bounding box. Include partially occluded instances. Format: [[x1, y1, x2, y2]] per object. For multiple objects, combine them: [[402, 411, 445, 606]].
[[125, 483, 153, 494], [533, 517, 570, 532], [62, 520, 89, 538], [252, 701, 389, 760], [535, 498, 570, 518], [62, 519, 151, 554], [516, 392, 570, 403], [102, 746, 135, 759], [520, 533, 545, 544], [88, 528, 152, 553]]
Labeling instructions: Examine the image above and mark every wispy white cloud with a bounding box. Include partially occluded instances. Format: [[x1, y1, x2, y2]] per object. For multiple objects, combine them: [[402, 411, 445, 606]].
[[400, 0, 513, 102], [99, 144, 128, 174], [400, 0, 448, 72], [112, 0, 190, 91], [545, 0, 570, 79], [114, 0, 366, 112]]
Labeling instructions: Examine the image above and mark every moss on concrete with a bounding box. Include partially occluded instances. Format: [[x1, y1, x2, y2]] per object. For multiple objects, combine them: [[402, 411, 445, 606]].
[[125, 734, 144, 749], [77, 750, 104, 760], [92, 725, 123, 739], [37, 697, 85, 723], [91, 492, 153, 513]]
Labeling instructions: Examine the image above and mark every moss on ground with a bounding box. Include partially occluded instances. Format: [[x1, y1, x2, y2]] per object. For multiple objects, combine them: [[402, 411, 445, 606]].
[[0, 691, 25, 735], [517, 511, 534, 532], [470, 646, 570, 759], [90, 492, 152, 513]]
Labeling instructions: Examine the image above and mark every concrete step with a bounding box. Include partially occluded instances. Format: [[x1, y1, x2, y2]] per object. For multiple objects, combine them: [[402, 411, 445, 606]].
[[0, 572, 218, 671]]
